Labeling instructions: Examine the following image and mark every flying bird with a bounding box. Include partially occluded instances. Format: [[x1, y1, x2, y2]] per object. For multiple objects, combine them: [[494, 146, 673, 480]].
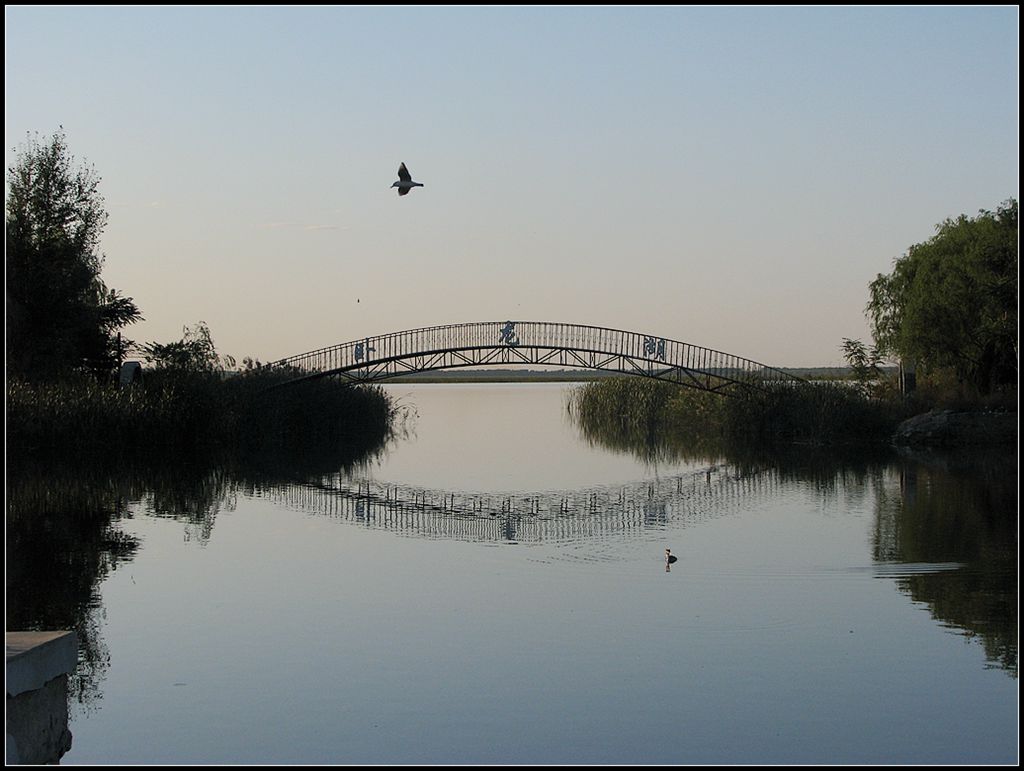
[[391, 162, 424, 196]]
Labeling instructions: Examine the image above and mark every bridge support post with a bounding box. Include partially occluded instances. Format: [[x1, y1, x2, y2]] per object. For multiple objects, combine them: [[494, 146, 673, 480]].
[[899, 359, 916, 397]]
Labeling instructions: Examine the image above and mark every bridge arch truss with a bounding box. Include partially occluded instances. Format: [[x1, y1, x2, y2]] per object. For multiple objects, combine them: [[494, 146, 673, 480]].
[[271, 321, 803, 395]]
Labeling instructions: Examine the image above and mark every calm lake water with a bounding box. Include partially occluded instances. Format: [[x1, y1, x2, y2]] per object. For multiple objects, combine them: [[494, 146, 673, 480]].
[[7, 383, 1018, 764]]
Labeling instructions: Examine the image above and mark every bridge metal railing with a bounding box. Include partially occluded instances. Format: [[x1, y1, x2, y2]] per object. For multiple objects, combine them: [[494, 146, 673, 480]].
[[269, 321, 804, 393]]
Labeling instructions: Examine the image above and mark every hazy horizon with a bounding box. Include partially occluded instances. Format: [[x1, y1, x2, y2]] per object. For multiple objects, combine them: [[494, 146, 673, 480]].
[[5, 6, 1018, 368]]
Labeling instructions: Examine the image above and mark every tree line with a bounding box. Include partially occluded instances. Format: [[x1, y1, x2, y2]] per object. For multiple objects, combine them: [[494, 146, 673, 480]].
[[6, 128, 232, 381], [846, 199, 1017, 400], [6, 129, 400, 465]]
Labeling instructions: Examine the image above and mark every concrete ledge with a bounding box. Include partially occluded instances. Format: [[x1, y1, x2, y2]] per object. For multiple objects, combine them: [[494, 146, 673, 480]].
[[6, 631, 78, 698], [7, 632, 78, 764]]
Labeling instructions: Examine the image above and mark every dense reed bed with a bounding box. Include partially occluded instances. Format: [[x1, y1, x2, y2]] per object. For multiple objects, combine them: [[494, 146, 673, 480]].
[[7, 368, 396, 468], [566, 377, 907, 454]]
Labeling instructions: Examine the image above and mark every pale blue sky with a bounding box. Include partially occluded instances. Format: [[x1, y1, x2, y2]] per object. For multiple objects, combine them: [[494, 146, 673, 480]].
[[5, 6, 1019, 367]]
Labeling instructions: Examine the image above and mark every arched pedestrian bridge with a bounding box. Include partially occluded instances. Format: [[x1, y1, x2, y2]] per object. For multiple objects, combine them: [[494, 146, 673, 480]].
[[271, 320, 804, 395]]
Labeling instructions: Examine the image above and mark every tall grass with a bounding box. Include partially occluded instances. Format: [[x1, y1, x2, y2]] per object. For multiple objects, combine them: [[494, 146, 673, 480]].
[[222, 369, 397, 476], [719, 380, 906, 446], [6, 369, 396, 468], [567, 377, 907, 454]]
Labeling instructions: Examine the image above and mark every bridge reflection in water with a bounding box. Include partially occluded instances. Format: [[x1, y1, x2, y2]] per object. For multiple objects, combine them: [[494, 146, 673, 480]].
[[266, 464, 780, 545]]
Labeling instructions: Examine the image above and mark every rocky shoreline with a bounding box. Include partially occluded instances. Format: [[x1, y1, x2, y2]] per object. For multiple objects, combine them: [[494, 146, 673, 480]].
[[892, 409, 1018, 448]]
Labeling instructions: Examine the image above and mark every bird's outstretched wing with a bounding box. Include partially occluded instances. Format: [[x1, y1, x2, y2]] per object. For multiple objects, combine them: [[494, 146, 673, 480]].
[[397, 163, 411, 182], [398, 187, 409, 196]]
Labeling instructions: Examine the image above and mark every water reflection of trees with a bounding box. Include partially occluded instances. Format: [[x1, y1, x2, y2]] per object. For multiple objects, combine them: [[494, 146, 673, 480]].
[[569, 408, 1018, 678], [874, 448, 1018, 678], [6, 462, 143, 708], [5, 424, 397, 707]]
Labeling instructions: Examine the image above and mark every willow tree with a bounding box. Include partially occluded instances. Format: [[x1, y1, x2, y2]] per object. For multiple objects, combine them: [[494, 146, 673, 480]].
[[865, 200, 1017, 396], [141, 321, 235, 372], [6, 128, 142, 380]]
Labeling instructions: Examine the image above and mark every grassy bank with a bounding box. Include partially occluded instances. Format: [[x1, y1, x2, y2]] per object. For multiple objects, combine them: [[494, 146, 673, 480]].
[[567, 377, 909, 453], [6, 369, 396, 469]]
